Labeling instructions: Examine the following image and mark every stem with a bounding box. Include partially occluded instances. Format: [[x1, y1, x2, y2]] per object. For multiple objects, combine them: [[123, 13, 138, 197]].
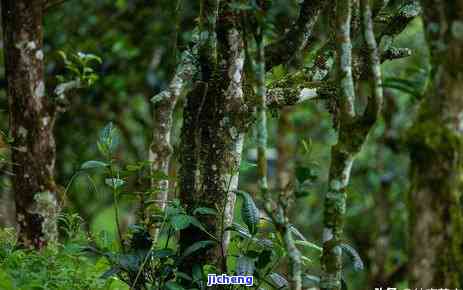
[[285, 226, 302, 290], [109, 161, 124, 252], [361, 0, 383, 123], [255, 29, 268, 196], [321, 1, 354, 289]]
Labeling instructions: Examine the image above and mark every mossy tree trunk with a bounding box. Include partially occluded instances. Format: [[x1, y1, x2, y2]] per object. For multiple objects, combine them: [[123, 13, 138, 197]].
[[321, 0, 383, 289], [1, 0, 59, 249], [175, 0, 347, 279], [178, 0, 248, 274], [407, 0, 463, 287]]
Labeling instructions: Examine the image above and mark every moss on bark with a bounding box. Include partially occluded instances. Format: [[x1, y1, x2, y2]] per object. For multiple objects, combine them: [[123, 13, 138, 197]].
[[2, 0, 59, 249]]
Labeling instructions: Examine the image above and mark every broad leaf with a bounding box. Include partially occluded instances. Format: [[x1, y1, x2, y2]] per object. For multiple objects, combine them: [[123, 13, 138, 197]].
[[182, 240, 216, 257], [236, 255, 255, 275], [240, 160, 257, 172], [193, 207, 217, 216], [165, 281, 185, 290], [341, 243, 364, 271], [81, 160, 108, 170], [294, 240, 323, 253], [98, 122, 120, 156], [151, 248, 175, 259], [171, 214, 192, 231], [268, 272, 288, 288], [236, 190, 259, 235], [100, 267, 121, 279]]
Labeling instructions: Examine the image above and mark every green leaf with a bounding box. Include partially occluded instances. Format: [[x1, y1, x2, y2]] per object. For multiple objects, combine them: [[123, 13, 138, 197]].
[[176, 272, 192, 281], [294, 240, 323, 253], [235, 255, 255, 275], [114, 253, 142, 272], [203, 264, 218, 276], [126, 164, 143, 172], [301, 139, 312, 155], [236, 191, 259, 235], [295, 166, 317, 184], [228, 2, 254, 11], [105, 178, 125, 189], [240, 160, 257, 172], [268, 272, 288, 289], [0, 270, 14, 290], [182, 240, 216, 257], [98, 122, 120, 156], [341, 243, 364, 271], [171, 214, 192, 231], [188, 216, 218, 241], [227, 222, 273, 247], [227, 222, 252, 239], [150, 169, 170, 181], [100, 267, 121, 279], [151, 248, 175, 259], [81, 160, 108, 170], [77, 51, 103, 64], [165, 281, 185, 290], [192, 264, 203, 282], [256, 249, 272, 269], [193, 207, 217, 216], [294, 189, 311, 199]]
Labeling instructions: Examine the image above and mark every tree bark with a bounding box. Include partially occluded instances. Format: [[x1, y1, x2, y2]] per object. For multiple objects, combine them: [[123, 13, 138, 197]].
[[149, 49, 197, 241], [1, 0, 59, 249], [407, 0, 463, 287], [178, 1, 248, 274], [321, 1, 383, 289]]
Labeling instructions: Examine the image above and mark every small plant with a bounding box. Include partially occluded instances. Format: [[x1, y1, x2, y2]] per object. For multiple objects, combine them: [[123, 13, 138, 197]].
[[53, 51, 102, 108], [54, 122, 364, 290]]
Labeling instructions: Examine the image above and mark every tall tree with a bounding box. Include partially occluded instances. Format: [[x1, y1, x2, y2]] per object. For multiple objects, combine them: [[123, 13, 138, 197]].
[[2, 0, 59, 249], [176, 0, 328, 275], [407, 0, 463, 287], [178, 0, 247, 272]]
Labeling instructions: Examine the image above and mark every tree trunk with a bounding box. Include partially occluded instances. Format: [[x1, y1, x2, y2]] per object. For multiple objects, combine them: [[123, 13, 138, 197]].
[[178, 2, 247, 273], [2, 0, 59, 249], [407, 0, 463, 287], [321, 1, 383, 288], [149, 49, 196, 241]]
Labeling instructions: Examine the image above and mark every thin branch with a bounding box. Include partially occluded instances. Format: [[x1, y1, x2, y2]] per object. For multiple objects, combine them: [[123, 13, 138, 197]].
[[44, 0, 69, 11], [381, 46, 412, 61], [361, 0, 384, 124], [336, 0, 356, 121], [320, 1, 354, 289], [255, 25, 268, 195], [304, 0, 419, 82], [265, 0, 328, 70], [267, 86, 319, 108], [151, 50, 197, 105]]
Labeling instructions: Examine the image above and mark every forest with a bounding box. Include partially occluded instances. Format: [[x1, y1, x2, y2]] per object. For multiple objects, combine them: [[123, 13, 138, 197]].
[[0, 0, 462, 289]]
